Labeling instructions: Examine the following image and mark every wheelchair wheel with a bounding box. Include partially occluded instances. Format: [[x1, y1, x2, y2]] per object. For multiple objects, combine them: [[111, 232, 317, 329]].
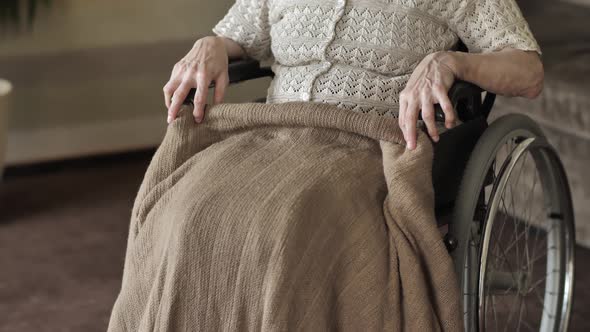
[[452, 114, 575, 331]]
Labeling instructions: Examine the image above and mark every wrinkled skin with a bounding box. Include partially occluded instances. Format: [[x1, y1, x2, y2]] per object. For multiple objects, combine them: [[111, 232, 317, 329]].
[[164, 37, 544, 150], [164, 37, 230, 124], [398, 52, 457, 150]]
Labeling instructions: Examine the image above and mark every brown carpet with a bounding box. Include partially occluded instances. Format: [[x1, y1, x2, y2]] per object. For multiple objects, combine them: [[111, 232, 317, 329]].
[[0, 151, 588, 332]]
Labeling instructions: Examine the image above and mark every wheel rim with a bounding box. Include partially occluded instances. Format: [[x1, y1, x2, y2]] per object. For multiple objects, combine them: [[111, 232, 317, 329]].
[[476, 136, 574, 332]]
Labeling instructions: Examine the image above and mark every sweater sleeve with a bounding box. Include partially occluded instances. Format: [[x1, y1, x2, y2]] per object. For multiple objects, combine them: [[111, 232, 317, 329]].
[[450, 0, 541, 54], [212, 0, 272, 62]]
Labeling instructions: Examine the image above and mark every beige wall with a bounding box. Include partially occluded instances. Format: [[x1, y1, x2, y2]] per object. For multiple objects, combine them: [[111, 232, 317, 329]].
[[1, 0, 271, 165], [1, 0, 233, 56]]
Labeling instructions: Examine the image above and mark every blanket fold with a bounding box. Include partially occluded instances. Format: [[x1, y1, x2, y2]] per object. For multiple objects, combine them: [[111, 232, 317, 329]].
[[108, 102, 461, 331]]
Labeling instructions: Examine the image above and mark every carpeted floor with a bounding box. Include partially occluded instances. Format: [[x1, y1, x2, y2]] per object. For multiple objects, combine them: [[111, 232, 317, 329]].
[[0, 152, 152, 332], [0, 151, 588, 331]]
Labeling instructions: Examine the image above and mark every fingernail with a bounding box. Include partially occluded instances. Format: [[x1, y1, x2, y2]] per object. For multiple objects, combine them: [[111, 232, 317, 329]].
[[195, 117, 202, 124], [167, 115, 172, 124], [433, 135, 439, 142]]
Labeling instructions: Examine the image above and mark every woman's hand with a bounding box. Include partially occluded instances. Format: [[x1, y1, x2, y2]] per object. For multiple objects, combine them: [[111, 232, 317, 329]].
[[399, 48, 544, 150], [164, 36, 231, 124], [399, 51, 458, 150]]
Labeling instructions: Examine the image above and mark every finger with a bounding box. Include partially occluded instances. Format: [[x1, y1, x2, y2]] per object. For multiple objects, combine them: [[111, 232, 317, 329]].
[[405, 99, 419, 150], [421, 97, 439, 142], [163, 80, 180, 109], [213, 72, 229, 105], [193, 73, 211, 123], [398, 96, 407, 139], [168, 82, 192, 123], [434, 87, 456, 129]]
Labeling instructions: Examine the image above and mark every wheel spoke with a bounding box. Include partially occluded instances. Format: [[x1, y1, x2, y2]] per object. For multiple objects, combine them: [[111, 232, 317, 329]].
[[532, 283, 554, 319], [474, 129, 573, 332], [503, 295, 521, 332], [517, 296, 526, 332], [529, 247, 549, 266], [509, 180, 520, 266], [492, 295, 499, 331], [522, 298, 537, 332], [520, 307, 536, 332], [490, 226, 519, 285], [527, 272, 549, 292], [530, 222, 555, 270], [503, 224, 530, 255], [522, 155, 538, 275]]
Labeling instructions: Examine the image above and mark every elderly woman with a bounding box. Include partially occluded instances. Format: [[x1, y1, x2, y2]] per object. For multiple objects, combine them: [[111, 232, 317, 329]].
[[109, 1, 543, 331], [164, 0, 542, 150]]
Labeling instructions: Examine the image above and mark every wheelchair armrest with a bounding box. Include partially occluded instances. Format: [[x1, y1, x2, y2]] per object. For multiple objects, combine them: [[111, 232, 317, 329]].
[[449, 81, 496, 122], [225, 58, 274, 85], [421, 80, 496, 123], [185, 58, 273, 104], [183, 59, 496, 122], [448, 80, 482, 103]]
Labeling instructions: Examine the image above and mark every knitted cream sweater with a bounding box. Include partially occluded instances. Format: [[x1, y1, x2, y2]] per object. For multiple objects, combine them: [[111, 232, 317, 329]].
[[213, 0, 540, 116]]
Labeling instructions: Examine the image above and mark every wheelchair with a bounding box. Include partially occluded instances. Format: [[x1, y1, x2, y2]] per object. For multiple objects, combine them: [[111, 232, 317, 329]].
[[183, 51, 576, 331]]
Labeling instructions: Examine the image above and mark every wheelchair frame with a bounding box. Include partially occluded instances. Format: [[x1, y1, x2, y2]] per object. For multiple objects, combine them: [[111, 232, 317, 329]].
[[183, 55, 575, 332]]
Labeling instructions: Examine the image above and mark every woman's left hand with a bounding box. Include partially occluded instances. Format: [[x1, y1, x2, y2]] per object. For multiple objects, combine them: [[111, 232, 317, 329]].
[[399, 51, 458, 150]]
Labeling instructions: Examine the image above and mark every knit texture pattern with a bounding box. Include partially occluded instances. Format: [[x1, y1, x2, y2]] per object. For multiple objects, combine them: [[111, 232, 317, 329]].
[[213, 0, 540, 116], [108, 102, 462, 331]]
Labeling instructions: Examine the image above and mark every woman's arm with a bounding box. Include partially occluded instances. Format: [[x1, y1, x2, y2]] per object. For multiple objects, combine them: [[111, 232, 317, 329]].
[[451, 49, 544, 99], [399, 48, 544, 150]]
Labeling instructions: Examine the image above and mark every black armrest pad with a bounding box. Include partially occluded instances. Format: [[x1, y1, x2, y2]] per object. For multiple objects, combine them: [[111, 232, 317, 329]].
[[185, 59, 273, 104], [419, 80, 487, 123], [227, 58, 274, 84], [448, 80, 483, 100], [448, 80, 497, 122]]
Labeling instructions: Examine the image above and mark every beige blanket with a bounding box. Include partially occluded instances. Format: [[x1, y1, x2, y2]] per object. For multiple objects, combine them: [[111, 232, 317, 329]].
[[108, 102, 462, 331]]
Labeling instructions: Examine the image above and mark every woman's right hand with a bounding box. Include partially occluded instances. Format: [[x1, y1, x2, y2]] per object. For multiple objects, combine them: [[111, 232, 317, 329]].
[[164, 36, 230, 124]]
